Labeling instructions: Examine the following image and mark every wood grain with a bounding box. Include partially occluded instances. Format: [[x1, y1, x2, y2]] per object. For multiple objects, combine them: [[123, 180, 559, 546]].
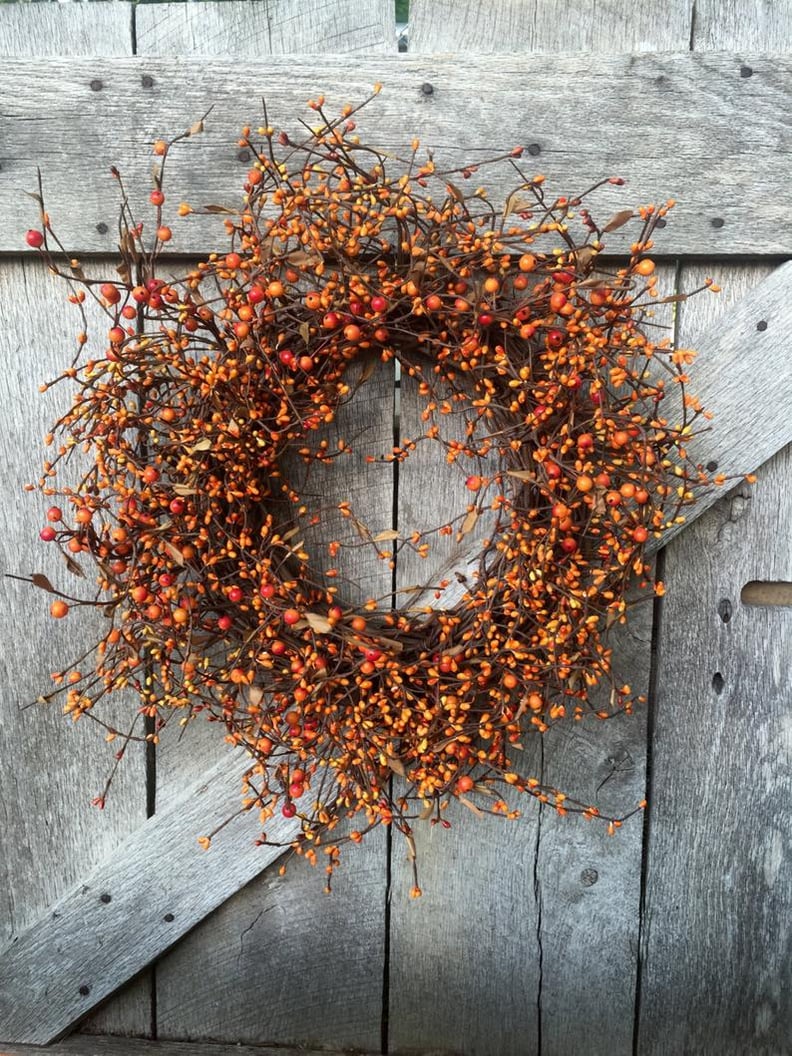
[[3, 52, 792, 255], [135, 0, 395, 57], [0, 2, 133, 56], [142, 6, 394, 1050], [0, 260, 149, 1041], [0, 1037, 373, 1056], [637, 262, 792, 1054], [693, 0, 792, 49], [0, 749, 313, 1045], [409, 0, 693, 52]]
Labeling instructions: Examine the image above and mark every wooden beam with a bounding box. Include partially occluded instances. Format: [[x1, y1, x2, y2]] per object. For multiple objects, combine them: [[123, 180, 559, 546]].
[[2, 52, 792, 255], [0, 1038, 375, 1056], [0, 751, 303, 1045]]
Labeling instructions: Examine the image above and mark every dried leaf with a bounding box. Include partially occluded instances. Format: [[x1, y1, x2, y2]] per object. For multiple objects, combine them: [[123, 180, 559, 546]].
[[162, 540, 185, 567], [285, 249, 322, 268], [298, 321, 311, 344], [171, 484, 197, 496], [602, 209, 634, 233], [418, 801, 434, 821], [372, 529, 400, 542], [446, 181, 465, 202], [385, 752, 406, 777], [202, 204, 237, 215], [188, 119, 205, 136], [188, 437, 212, 453], [507, 469, 535, 482], [459, 508, 479, 538], [30, 573, 56, 593], [247, 685, 265, 707], [458, 795, 484, 817], [304, 612, 333, 634], [63, 555, 86, 578]]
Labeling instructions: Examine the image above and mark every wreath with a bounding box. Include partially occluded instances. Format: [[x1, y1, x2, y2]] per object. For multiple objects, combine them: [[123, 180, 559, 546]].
[[21, 88, 720, 894]]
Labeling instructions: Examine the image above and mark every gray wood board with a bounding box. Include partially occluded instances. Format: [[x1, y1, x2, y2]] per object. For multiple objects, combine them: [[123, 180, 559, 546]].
[[135, 0, 395, 56], [0, 749, 308, 1045], [0, 259, 150, 1040], [637, 262, 792, 1054], [1, 52, 792, 255], [138, 6, 395, 1049], [0, 1036, 374, 1056], [152, 360, 394, 1051], [0, 2, 133, 56], [409, 0, 693, 52]]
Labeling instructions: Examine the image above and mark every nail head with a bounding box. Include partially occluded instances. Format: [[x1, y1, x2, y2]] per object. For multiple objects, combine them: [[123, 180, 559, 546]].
[[90, 79, 103, 92], [95, 222, 108, 234], [527, 143, 541, 157], [710, 217, 725, 229], [99, 892, 112, 904], [421, 82, 434, 96], [757, 320, 768, 332], [580, 867, 599, 887], [79, 984, 91, 996], [141, 74, 154, 89], [740, 65, 753, 78]]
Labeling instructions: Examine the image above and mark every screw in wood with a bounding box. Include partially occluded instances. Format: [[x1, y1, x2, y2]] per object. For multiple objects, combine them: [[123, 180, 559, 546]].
[[580, 867, 599, 887], [79, 984, 91, 996], [527, 143, 541, 156], [89, 79, 103, 92], [96, 222, 108, 235], [99, 892, 112, 904], [421, 82, 434, 96], [757, 320, 768, 331], [717, 598, 733, 623], [141, 74, 155, 89], [740, 65, 753, 78], [710, 217, 725, 229]]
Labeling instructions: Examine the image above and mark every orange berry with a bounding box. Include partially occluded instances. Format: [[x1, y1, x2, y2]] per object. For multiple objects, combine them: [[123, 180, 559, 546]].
[[50, 600, 69, 619], [576, 474, 594, 493], [635, 258, 656, 276], [518, 254, 537, 272]]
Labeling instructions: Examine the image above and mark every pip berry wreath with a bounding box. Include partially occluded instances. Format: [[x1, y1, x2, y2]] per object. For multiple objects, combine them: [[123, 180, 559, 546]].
[[22, 89, 726, 893]]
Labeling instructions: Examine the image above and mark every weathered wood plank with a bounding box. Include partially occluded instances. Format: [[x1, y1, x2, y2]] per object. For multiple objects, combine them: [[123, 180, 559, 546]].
[[0, 2, 133, 57], [0, 1036, 374, 1056], [645, 261, 792, 552], [637, 262, 792, 1054], [0, 260, 149, 1042], [142, 8, 394, 1049], [534, 265, 675, 1056], [0, 749, 300, 1045], [135, 0, 395, 56], [693, 0, 792, 49], [153, 360, 393, 1051], [409, 0, 693, 52], [3, 52, 792, 256]]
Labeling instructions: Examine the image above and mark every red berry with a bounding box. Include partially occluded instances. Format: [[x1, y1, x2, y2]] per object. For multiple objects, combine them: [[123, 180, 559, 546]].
[[561, 537, 578, 553], [228, 586, 244, 603], [283, 608, 301, 625], [553, 270, 574, 285], [278, 349, 295, 366], [270, 640, 287, 656], [477, 312, 494, 327], [547, 328, 564, 347], [121, 305, 137, 320], [132, 286, 149, 303], [225, 252, 241, 269], [25, 229, 44, 248], [456, 775, 474, 793], [39, 526, 56, 542], [158, 573, 175, 587], [169, 498, 185, 515], [288, 782, 304, 798], [108, 327, 125, 345], [46, 506, 63, 522], [100, 283, 121, 304], [322, 312, 340, 330], [248, 285, 266, 304], [371, 295, 388, 313], [632, 525, 649, 544], [260, 583, 276, 599], [142, 466, 160, 484], [465, 475, 482, 492], [150, 189, 165, 206], [364, 648, 382, 662], [217, 615, 233, 631], [545, 463, 562, 480], [281, 802, 297, 818]]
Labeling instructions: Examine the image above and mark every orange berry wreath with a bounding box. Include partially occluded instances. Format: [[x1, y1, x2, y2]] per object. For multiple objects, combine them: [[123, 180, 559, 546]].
[[21, 89, 719, 892]]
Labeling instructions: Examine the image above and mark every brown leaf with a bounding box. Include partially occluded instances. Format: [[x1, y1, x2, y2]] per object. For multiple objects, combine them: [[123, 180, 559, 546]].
[[298, 321, 311, 344], [446, 181, 465, 202], [247, 685, 265, 707], [458, 795, 484, 817], [202, 204, 237, 215], [459, 508, 479, 538], [507, 469, 534, 482], [188, 437, 212, 453], [304, 612, 333, 634], [63, 555, 85, 578], [385, 752, 406, 777], [188, 119, 205, 136], [30, 573, 56, 593], [162, 540, 185, 567], [602, 209, 634, 233], [372, 529, 400, 542], [171, 484, 197, 496]]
